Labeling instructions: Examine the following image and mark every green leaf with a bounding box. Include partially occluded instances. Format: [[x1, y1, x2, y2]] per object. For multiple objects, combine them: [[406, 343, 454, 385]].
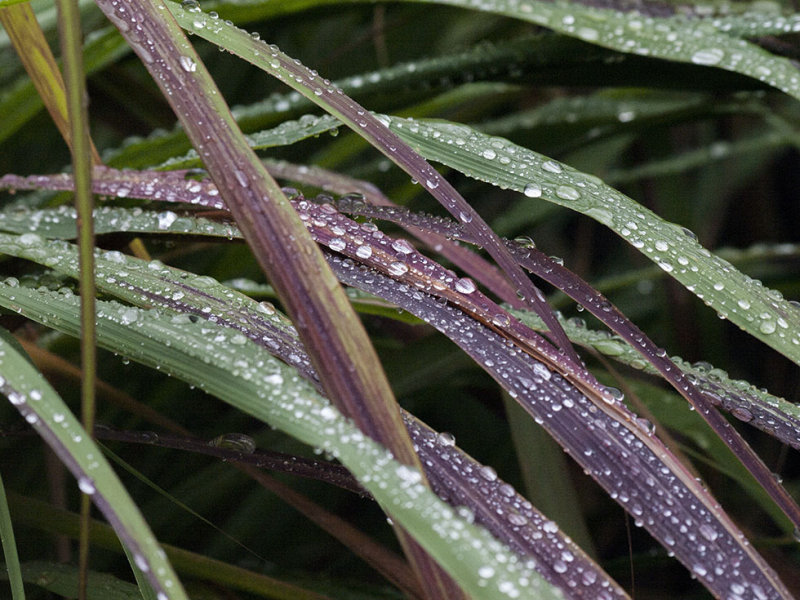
[[404, 0, 800, 101], [0, 280, 563, 600], [383, 115, 800, 365], [0, 324, 187, 600]]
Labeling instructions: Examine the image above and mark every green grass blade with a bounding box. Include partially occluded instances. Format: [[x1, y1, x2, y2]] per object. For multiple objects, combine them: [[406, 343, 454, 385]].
[[0, 561, 140, 599], [383, 115, 800, 365], [0, 327, 188, 600], [402, 0, 800, 101], [0, 470, 25, 600], [0, 282, 563, 600]]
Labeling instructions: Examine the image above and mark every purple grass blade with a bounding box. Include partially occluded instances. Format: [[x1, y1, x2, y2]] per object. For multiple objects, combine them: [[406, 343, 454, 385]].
[[168, 1, 582, 367], [94, 426, 364, 495], [7, 170, 800, 451], [264, 159, 522, 306], [7, 170, 796, 597], [328, 254, 793, 600], [90, 2, 472, 595], [326, 196, 800, 527], [405, 414, 629, 600]]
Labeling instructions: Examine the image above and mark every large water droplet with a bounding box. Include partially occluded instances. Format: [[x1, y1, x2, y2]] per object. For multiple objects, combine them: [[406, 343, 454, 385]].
[[454, 277, 477, 294], [179, 55, 197, 72], [555, 185, 580, 201], [328, 238, 346, 252], [78, 477, 96, 495], [388, 262, 409, 276], [208, 433, 256, 453], [436, 431, 456, 446], [691, 48, 724, 65], [392, 239, 414, 254], [523, 183, 542, 198], [541, 160, 563, 174]]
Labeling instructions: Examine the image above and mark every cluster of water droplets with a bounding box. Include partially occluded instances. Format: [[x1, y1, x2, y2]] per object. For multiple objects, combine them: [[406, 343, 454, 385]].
[[330, 251, 783, 598], [389, 114, 800, 357], [463, 0, 799, 93], [409, 416, 628, 598]]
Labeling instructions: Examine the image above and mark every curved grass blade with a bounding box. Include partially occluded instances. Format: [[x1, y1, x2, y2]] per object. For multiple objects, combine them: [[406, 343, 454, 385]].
[[322, 190, 800, 527], [0, 471, 24, 599], [166, 0, 583, 369], [383, 116, 800, 366], [402, 0, 800, 101], [0, 328, 188, 600], [326, 254, 794, 599], [264, 158, 522, 306], [5, 170, 799, 454], [87, 9, 467, 594], [0, 227, 626, 596], [0, 208, 793, 597], [4, 170, 799, 594], [0, 282, 563, 600]]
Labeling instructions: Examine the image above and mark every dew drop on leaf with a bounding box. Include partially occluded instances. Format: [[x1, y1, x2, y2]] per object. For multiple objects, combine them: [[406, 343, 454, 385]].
[[691, 48, 725, 65], [555, 185, 580, 201], [78, 477, 96, 495], [179, 55, 197, 72], [208, 432, 256, 453], [388, 262, 409, 276], [541, 160, 563, 174], [523, 183, 542, 198], [436, 431, 456, 446], [454, 277, 477, 294]]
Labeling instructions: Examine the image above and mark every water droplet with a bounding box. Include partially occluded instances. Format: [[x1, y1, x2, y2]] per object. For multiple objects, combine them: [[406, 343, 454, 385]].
[[458, 211, 473, 223], [523, 183, 542, 198], [541, 160, 562, 174], [731, 407, 753, 422], [691, 48, 725, 66], [454, 277, 477, 294], [233, 170, 248, 187], [482, 149, 497, 160], [392, 239, 414, 254], [208, 433, 256, 454], [478, 565, 495, 579], [157, 211, 177, 229], [759, 319, 776, 334], [555, 185, 580, 201], [119, 308, 139, 325], [479, 465, 497, 481], [328, 238, 346, 252], [507, 513, 528, 526], [492, 313, 510, 327], [388, 262, 409, 276], [78, 477, 96, 495], [355, 245, 372, 259], [436, 431, 456, 446], [179, 55, 197, 72]]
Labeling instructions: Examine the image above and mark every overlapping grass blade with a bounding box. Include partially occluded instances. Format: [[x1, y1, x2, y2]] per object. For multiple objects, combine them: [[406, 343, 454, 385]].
[[404, 0, 800, 101], [166, 0, 583, 369], [383, 115, 800, 366], [0, 327, 187, 599], [0, 174, 794, 595], [0, 280, 563, 600]]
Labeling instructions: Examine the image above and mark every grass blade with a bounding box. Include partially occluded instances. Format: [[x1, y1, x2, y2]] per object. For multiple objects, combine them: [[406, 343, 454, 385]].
[[0, 282, 563, 600], [0, 470, 24, 600], [167, 0, 583, 369], [405, 0, 800, 101], [0, 327, 187, 599]]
